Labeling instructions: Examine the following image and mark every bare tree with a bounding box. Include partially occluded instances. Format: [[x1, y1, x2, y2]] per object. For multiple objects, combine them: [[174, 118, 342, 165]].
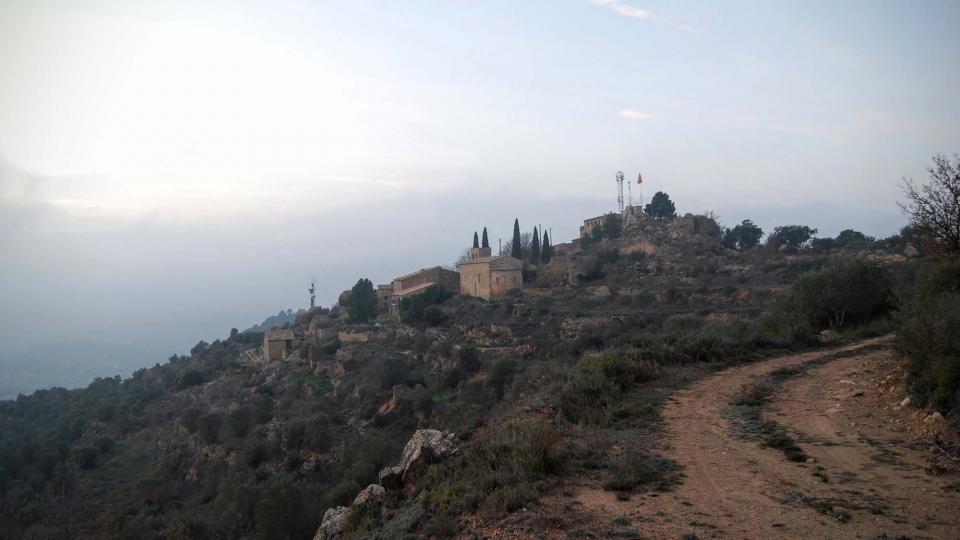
[[502, 232, 532, 259], [900, 154, 960, 257]]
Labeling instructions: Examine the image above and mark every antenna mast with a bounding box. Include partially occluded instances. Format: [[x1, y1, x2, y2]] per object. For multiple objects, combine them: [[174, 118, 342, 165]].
[[616, 171, 625, 212], [309, 279, 316, 309]]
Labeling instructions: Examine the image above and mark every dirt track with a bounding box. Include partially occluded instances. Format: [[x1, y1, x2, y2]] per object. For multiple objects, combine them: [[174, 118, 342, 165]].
[[569, 338, 960, 539]]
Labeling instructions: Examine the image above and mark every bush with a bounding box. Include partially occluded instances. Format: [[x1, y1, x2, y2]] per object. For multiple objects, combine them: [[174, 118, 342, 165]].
[[421, 421, 561, 521], [176, 370, 205, 390], [898, 261, 960, 414], [558, 352, 641, 424], [487, 358, 519, 399], [399, 286, 452, 327], [783, 259, 892, 330], [72, 446, 98, 470], [227, 407, 253, 438]]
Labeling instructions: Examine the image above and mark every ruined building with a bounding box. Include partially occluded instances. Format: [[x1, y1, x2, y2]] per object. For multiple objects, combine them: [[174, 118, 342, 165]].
[[457, 246, 523, 300], [263, 328, 296, 361]]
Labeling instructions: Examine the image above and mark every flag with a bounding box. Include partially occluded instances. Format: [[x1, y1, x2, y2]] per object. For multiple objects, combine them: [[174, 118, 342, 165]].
[[637, 172, 643, 184]]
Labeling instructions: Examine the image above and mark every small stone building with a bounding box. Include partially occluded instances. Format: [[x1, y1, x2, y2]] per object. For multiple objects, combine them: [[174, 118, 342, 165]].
[[263, 328, 296, 361], [457, 247, 523, 300]]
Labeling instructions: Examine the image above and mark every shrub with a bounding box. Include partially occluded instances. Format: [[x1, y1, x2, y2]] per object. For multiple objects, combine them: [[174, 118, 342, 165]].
[[176, 370, 205, 390], [72, 446, 98, 470], [198, 413, 222, 444], [399, 286, 452, 327], [487, 358, 519, 399], [227, 407, 253, 438], [421, 421, 561, 521], [898, 261, 960, 414], [783, 259, 892, 330], [603, 453, 678, 492]]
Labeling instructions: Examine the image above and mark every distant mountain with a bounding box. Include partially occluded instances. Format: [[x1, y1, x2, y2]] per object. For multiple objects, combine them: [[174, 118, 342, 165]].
[[0, 340, 164, 400], [242, 308, 304, 333]]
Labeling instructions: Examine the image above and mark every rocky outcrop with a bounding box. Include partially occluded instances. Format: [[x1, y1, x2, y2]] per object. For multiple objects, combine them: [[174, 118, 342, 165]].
[[313, 429, 457, 539], [383, 429, 457, 489], [313, 506, 349, 540], [353, 484, 385, 506]]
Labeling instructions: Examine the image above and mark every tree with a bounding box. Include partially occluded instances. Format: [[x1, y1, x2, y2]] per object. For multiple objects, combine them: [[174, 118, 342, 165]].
[[644, 191, 677, 221], [835, 229, 874, 249], [472, 231, 479, 249], [541, 230, 552, 264], [530, 226, 541, 264], [347, 278, 377, 323], [901, 154, 960, 257], [481, 227, 490, 249], [602, 213, 622, 239], [722, 220, 764, 251], [511, 219, 522, 259], [767, 225, 817, 250]]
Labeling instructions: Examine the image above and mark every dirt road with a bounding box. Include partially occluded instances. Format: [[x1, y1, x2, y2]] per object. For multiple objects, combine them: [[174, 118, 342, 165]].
[[569, 338, 960, 539]]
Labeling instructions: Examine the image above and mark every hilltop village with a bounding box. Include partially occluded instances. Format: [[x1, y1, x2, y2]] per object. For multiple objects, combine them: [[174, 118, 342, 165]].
[[260, 197, 716, 363]]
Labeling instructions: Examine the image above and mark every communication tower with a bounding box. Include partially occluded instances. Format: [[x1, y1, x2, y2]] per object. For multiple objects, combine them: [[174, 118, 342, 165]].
[[309, 279, 316, 309], [616, 171, 625, 212]]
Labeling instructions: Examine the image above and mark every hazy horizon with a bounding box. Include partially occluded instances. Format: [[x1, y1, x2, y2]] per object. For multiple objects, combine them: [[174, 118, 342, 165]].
[[2, 0, 958, 396]]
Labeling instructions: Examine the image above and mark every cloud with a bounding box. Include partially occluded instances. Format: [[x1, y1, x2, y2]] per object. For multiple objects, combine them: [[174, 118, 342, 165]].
[[619, 109, 653, 120], [589, 0, 652, 19]]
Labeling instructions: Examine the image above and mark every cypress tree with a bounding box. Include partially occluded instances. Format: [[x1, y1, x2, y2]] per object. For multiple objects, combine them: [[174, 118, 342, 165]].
[[473, 231, 480, 249], [511, 219, 522, 259], [481, 227, 490, 249], [542, 230, 552, 264], [530, 226, 541, 264]]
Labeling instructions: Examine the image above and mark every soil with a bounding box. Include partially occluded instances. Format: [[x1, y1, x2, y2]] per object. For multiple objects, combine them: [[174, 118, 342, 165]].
[[531, 338, 960, 539]]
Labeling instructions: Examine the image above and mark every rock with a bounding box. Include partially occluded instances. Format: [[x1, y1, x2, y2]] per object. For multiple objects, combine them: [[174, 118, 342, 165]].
[[899, 397, 911, 408], [819, 329, 835, 342], [314, 506, 350, 540], [397, 429, 457, 486], [923, 412, 945, 425], [903, 244, 920, 258], [353, 484, 385, 506], [852, 390, 865, 397], [378, 465, 404, 491], [587, 285, 612, 299]]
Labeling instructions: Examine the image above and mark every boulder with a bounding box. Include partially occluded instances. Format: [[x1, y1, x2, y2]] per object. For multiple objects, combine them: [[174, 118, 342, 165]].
[[904, 244, 920, 258], [397, 429, 457, 486], [353, 483, 386, 506], [378, 465, 404, 490], [313, 506, 349, 540]]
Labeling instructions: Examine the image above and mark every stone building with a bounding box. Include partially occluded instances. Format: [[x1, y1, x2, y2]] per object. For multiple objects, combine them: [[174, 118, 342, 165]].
[[392, 266, 460, 301], [579, 215, 607, 238], [457, 247, 523, 300], [376, 284, 394, 307], [263, 328, 296, 361]]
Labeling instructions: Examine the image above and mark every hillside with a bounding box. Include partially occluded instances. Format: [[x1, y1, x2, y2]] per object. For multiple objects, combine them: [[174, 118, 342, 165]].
[[1, 212, 955, 540]]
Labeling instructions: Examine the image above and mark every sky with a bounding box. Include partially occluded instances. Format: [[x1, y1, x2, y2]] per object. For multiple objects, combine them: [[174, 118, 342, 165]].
[[1, 0, 959, 382]]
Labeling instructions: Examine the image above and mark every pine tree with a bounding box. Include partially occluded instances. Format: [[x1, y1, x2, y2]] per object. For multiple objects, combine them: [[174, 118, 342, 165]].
[[645, 191, 677, 221], [530, 226, 541, 264], [541, 230, 552, 264], [511, 219, 522, 259], [473, 231, 480, 249], [481, 227, 490, 249]]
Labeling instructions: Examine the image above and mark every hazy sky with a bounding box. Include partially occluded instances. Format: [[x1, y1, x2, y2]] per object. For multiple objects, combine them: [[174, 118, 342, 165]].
[[1, 1, 959, 363]]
